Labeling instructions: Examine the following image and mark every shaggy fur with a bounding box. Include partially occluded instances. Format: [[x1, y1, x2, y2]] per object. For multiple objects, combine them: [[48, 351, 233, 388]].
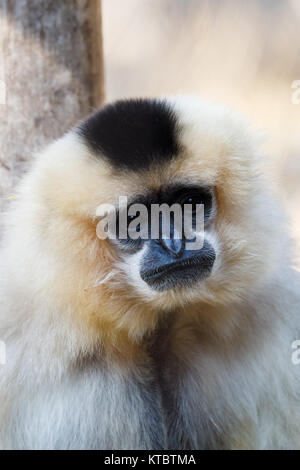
[[0, 96, 299, 449]]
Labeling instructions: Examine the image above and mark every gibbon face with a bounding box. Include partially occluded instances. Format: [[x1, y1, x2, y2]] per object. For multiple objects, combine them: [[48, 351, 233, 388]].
[[31, 96, 280, 321]]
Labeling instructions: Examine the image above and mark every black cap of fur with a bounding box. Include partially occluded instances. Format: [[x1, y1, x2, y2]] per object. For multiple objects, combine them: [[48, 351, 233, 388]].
[[78, 98, 179, 171]]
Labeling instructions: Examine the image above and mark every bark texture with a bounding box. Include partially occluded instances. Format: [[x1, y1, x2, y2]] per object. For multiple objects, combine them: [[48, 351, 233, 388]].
[[0, 0, 105, 221]]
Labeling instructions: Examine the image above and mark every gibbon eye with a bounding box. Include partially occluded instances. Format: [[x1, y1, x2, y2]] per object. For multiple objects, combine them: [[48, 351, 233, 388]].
[[178, 192, 207, 213], [172, 186, 213, 220], [127, 213, 140, 225], [127, 213, 141, 233], [180, 195, 205, 206]]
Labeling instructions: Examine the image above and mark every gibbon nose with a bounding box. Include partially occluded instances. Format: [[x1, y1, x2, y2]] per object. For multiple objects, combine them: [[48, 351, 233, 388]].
[[159, 236, 185, 258]]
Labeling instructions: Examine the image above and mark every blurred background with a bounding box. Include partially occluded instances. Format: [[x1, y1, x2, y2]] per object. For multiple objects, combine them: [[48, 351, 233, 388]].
[[102, 0, 300, 247], [0, 0, 299, 247]]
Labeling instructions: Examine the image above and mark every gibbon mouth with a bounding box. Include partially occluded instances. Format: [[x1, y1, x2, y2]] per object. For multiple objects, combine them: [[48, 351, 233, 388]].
[[140, 253, 215, 292]]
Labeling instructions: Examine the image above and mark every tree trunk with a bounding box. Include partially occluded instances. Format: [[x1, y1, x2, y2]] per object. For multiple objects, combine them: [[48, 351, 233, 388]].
[[0, 0, 105, 222]]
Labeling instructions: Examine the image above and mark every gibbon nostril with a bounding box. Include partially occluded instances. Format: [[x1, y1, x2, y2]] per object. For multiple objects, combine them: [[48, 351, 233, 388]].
[[159, 237, 185, 258]]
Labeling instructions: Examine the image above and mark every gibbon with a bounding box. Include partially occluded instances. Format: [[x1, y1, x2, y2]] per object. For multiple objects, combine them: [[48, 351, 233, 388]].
[[0, 96, 299, 449]]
